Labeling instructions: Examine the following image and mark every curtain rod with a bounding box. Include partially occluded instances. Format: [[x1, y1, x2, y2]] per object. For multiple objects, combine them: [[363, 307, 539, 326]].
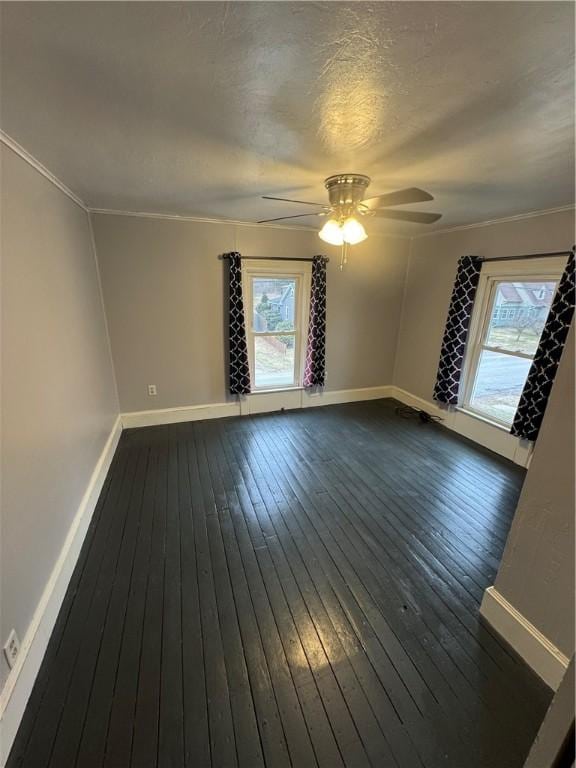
[[482, 249, 572, 263], [219, 254, 329, 263]]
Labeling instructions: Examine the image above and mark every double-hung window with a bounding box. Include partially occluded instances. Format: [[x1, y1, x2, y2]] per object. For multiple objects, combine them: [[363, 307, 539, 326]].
[[242, 260, 311, 391], [461, 257, 565, 427]]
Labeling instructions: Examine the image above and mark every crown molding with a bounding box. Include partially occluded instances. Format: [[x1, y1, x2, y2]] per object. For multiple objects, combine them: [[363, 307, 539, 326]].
[[410, 204, 575, 239], [0, 132, 403, 236], [0, 135, 313, 232], [3, 130, 570, 240], [88, 207, 320, 232], [0, 130, 87, 211], [89, 208, 410, 239]]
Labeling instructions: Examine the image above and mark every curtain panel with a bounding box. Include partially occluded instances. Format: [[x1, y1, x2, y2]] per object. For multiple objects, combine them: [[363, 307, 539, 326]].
[[433, 255, 483, 405], [303, 255, 328, 388], [511, 248, 575, 442], [226, 252, 251, 395]]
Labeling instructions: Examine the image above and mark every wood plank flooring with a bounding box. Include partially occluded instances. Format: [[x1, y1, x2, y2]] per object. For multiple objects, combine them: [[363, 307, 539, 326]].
[[8, 399, 552, 768]]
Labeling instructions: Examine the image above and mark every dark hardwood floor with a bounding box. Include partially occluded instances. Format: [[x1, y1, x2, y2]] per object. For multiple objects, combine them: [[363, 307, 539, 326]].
[[8, 399, 551, 768]]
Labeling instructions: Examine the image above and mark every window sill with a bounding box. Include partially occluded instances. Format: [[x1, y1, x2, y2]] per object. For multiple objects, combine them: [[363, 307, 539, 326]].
[[456, 406, 512, 433]]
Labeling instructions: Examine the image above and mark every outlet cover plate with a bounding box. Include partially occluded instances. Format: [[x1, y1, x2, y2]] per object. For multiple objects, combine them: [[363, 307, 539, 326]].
[[3, 629, 20, 669]]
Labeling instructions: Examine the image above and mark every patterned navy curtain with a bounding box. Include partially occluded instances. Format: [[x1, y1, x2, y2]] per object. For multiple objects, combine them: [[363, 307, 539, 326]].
[[303, 255, 328, 388], [511, 248, 575, 442], [433, 255, 483, 405], [226, 252, 251, 395]]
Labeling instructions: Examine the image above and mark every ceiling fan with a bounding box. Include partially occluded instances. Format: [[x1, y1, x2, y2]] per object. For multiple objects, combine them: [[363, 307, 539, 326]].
[[258, 174, 442, 247]]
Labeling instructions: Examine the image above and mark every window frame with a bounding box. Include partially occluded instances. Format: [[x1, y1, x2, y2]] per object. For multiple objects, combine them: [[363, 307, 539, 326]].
[[460, 256, 566, 428], [241, 259, 312, 392]]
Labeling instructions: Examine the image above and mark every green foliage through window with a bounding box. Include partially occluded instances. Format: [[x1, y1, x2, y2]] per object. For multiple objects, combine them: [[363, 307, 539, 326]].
[[256, 293, 283, 331]]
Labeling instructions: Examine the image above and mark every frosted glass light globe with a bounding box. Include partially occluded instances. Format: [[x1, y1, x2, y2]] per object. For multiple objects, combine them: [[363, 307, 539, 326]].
[[341, 217, 367, 244], [318, 219, 344, 246]]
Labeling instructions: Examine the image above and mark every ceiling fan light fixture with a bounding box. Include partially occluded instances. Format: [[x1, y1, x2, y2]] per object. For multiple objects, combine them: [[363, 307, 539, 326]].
[[318, 218, 344, 246], [341, 217, 367, 244]]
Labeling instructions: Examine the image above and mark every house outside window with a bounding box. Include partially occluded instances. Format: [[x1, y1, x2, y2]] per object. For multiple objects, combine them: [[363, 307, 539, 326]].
[[461, 257, 565, 427], [242, 260, 311, 390]]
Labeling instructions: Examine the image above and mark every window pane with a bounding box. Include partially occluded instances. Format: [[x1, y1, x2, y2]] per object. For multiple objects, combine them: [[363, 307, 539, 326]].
[[485, 281, 556, 355], [252, 278, 296, 332], [254, 335, 295, 388], [469, 350, 532, 425]]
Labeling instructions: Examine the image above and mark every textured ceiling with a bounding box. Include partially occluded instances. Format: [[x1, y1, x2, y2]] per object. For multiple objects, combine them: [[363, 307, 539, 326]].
[[1, 1, 574, 233]]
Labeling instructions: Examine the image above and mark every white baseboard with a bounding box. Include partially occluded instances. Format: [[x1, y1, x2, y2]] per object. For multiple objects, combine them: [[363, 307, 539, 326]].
[[480, 586, 570, 690], [388, 386, 532, 467], [302, 385, 393, 408], [0, 389, 556, 763], [0, 385, 558, 764], [121, 384, 528, 470], [241, 384, 394, 416], [121, 401, 240, 428], [122, 385, 394, 427], [0, 415, 123, 767]]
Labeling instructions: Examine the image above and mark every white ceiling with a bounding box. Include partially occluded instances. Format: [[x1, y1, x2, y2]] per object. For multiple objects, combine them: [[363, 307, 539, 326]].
[[1, 2, 574, 233]]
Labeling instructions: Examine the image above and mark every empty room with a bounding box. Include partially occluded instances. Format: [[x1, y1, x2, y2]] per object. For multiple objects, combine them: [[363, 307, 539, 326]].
[[1, 2, 574, 767]]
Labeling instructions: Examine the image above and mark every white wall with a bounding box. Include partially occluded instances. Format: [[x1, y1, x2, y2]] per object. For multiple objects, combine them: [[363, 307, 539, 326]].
[[493, 322, 574, 658], [92, 212, 410, 413], [0, 144, 119, 691]]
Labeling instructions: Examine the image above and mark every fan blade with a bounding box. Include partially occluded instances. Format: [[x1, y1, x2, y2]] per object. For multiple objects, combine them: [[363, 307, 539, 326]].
[[257, 213, 322, 223], [373, 209, 442, 224], [262, 195, 327, 207], [362, 187, 434, 209]]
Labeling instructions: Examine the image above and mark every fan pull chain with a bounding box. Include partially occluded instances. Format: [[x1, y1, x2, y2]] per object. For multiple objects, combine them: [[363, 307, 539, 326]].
[[339, 242, 349, 271]]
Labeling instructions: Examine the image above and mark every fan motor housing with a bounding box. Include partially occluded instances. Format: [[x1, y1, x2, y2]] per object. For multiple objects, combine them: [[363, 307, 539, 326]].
[[324, 174, 371, 208]]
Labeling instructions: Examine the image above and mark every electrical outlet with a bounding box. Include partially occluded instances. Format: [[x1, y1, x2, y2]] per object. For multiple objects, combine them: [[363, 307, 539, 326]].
[[3, 629, 20, 669], [148, 384, 157, 396]]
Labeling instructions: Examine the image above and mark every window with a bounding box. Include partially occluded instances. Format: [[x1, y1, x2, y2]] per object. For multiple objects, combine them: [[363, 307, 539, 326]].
[[461, 258, 564, 427], [242, 260, 311, 390]]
